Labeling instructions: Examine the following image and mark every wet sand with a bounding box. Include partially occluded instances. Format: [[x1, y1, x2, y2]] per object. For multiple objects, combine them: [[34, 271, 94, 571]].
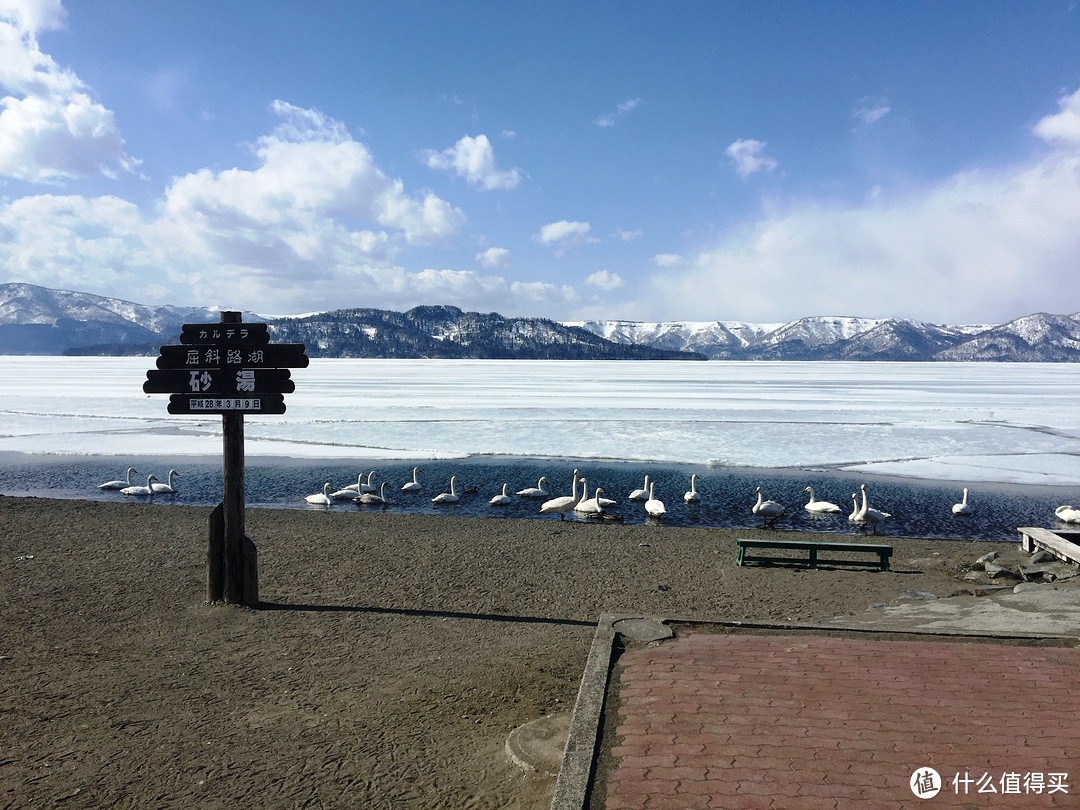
[[0, 495, 1020, 809]]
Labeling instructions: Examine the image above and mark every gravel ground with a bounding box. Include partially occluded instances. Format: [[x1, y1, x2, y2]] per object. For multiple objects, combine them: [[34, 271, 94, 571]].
[[0, 496, 1018, 809]]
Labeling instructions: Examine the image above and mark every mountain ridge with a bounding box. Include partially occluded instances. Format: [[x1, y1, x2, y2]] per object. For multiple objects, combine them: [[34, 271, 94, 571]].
[[1, 282, 1078, 361]]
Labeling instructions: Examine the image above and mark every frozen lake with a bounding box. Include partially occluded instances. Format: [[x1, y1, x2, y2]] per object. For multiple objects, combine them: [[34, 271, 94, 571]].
[[0, 357, 1077, 541]]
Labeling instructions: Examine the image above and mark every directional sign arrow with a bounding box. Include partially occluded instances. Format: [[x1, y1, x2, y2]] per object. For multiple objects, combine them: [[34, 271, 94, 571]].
[[144, 368, 294, 395], [157, 343, 309, 370], [180, 322, 270, 345], [167, 393, 287, 415]]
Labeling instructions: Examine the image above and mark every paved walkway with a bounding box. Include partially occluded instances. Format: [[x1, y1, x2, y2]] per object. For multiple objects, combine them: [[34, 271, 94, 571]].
[[605, 631, 1080, 809]]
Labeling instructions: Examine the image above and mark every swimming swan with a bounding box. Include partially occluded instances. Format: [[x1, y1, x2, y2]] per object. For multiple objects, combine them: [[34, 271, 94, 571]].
[[803, 486, 840, 513], [332, 474, 367, 500], [684, 474, 700, 504], [540, 470, 581, 520], [305, 482, 333, 506], [1055, 505, 1080, 524], [357, 481, 390, 506], [849, 493, 862, 524], [952, 488, 973, 516], [401, 467, 422, 492], [151, 470, 180, 494], [99, 467, 139, 490], [752, 487, 784, 526], [121, 474, 157, 496], [490, 483, 512, 506], [516, 477, 549, 498], [432, 476, 460, 504], [646, 482, 667, 517], [575, 482, 606, 515], [628, 475, 650, 502]]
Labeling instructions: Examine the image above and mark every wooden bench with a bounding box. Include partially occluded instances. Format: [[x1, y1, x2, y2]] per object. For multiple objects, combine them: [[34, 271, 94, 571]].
[[736, 538, 893, 571], [1017, 527, 1080, 565]]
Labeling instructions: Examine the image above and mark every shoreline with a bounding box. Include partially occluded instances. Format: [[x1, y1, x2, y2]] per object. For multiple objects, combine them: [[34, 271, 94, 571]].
[[0, 448, 1076, 496], [0, 450, 1074, 544]]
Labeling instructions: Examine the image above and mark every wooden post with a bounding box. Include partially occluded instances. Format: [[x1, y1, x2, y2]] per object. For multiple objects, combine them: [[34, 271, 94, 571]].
[[207, 502, 224, 602], [220, 311, 251, 604], [242, 536, 259, 604]]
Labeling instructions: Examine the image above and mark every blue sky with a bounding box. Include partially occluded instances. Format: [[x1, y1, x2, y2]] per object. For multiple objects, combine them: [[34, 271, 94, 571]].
[[2, 0, 1080, 325]]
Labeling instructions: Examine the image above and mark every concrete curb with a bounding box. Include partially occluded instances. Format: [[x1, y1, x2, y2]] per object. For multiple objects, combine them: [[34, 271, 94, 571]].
[[549, 612, 617, 810]]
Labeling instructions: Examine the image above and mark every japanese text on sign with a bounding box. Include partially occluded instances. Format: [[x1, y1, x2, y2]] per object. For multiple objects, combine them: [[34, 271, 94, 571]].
[[187, 398, 264, 411], [185, 348, 266, 366]]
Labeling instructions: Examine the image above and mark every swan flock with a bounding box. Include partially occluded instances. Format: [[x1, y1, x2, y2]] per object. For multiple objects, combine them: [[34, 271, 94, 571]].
[[95, 465, 1068, 533]]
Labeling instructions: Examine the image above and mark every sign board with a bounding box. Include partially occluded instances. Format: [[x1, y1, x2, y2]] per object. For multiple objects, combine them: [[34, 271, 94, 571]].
[[156, 343, 309, 370], [144, 313, 306, 605], [167, 393, 287, 415], [144, 368, 294, 395], [180, 322, 270, 345]]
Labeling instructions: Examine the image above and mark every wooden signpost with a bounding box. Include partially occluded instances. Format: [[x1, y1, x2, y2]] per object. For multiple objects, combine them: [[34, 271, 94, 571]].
[[145, 312, 308, 605]]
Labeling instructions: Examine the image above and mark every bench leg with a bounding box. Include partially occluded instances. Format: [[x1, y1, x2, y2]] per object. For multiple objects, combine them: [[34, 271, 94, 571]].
[[809, 548, 818, 569], [880, 553, 890, 572]]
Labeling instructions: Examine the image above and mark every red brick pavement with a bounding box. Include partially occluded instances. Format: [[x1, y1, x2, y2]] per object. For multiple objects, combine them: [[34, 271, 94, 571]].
[[605, 631, 1080, 809]]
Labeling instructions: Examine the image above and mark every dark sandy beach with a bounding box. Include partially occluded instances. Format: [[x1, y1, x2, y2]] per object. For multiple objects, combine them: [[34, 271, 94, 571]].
[[0, 495, 1033, 809]]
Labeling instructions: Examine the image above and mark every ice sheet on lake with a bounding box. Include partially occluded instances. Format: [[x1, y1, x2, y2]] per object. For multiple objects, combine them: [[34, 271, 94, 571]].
[[1, 356, 1078, 487]]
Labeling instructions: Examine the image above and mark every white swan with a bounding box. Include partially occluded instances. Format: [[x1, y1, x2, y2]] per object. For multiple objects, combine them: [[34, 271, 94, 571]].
[[121, 474, 157, 496], [628, 475, 650, 502], [401, 467, 422, 492], [516, 477, 549, 498], [848, 493, 862, 524], [575, 479, 614, 512], [540, 470, 581, 520], [752, 487, 784, 526], [952, 488, 973, 516], [858, 484, 890, 533], [357, 481, 390, 506], [684, 474, 700, 504], [332, 474, 367, 500], [432, 475, 460, 504], [646, 482, 667, 517], [1055, 505, 1080, 524], [803, 486, 840, 514], [575, 482, 606, 515], [151, 469, 180, 494], [99, 467, 138, 490], [305, 482, 332, 506], [490, 483, 512, 506]]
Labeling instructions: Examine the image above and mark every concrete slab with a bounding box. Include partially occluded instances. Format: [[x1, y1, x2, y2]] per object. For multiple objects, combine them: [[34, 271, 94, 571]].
[[505, 713, 570, 775], [824, 584, 1080, 636]]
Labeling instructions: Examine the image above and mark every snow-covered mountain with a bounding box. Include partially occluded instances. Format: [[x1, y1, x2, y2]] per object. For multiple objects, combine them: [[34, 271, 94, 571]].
[[2, 282, 1078, 361], [566, 314, 1080, 361]]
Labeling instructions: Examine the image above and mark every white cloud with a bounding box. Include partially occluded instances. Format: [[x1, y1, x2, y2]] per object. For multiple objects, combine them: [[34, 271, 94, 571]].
[[0, 97, 576, 317], [647, 110, 1080, 323], [853, 97, 891, 126], [1033, 86, 1080, 146], [724, 138, 777, 178], [476, 246, 511, 268], [421, 133, 522, 190], [533, 219, 595, 256], [595, 97, 644, 127], [617, 228, 643, 241], [0, 0, 65, 35], [0, 0, 139, 182], [0, 192, 151, 296], [587, 269, 623, 290], [652, 253, 685, 267]]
